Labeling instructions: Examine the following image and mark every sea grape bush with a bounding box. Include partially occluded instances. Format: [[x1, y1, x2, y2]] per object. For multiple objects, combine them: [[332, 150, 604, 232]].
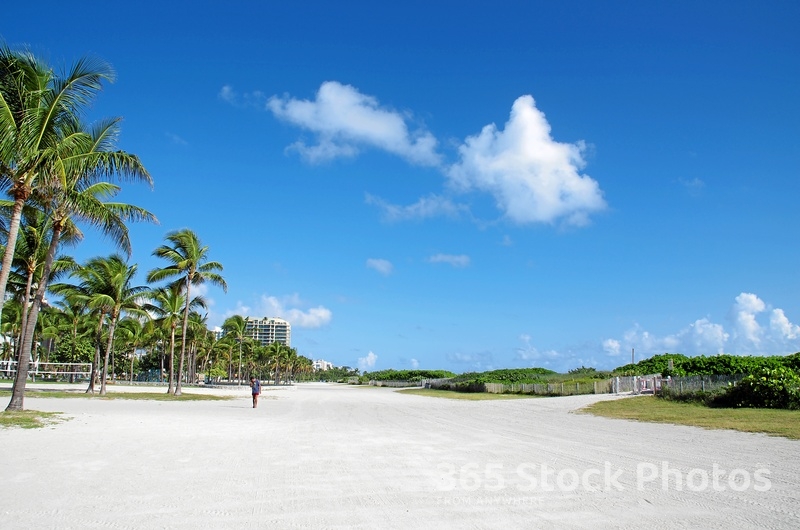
[[364, 369, 456, 382], [614, 353, 798, 377], [716, 367, 800, 409], [449, 368, 557, 385], [567, 366, 611, 379]]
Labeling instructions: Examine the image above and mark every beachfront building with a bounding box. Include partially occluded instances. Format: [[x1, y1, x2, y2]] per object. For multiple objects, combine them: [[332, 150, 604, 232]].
[[313, 359, 333, 371], [245, 317, 291, 347]]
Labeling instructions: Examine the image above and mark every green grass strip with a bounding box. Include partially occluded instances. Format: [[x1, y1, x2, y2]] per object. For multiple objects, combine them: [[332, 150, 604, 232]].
[[0, 410, 66, 429], [583, 396, 800, 440], [0, 389, 232, 401]]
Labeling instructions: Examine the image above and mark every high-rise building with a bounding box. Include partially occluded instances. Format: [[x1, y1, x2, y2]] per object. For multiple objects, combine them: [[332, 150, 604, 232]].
[[313, 359, 333, 371], [244, 317, 291, 347]]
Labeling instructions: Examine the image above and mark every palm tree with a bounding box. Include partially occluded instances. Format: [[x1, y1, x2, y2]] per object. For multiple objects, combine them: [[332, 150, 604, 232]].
[[0, 46, 115, 328], [7, 116, 154, 410], [216, 335, 236, 383], [222, 315, 247, 384], [267, 341, 290, 385], [145, 284, 206, 394], [147, 230, 226, 396], [184, 311, 209, 384], [52, 256, 150, 394], [146, 285, 183, 394], [284, 347, 299, 383], [80, 256, 149, 395], [0, 299, 22, 362], [11, 207, 78, 356], [50, 295, 93, 382], [115, 316, 147, 382]]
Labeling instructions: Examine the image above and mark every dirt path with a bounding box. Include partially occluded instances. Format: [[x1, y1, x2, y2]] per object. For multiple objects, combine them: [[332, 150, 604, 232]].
[[1, 383, 797, 528]]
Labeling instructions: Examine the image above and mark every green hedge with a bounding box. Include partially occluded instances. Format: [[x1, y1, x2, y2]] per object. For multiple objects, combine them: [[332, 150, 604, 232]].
[[364, 369, 457, 382], [615, 353, 798, 377]]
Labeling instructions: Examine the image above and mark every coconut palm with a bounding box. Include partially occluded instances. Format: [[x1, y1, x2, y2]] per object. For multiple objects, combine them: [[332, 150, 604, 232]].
[[11, 207, 78, 352], [81, 256, 149, 394], [115, 316, 147, 382], [0, 299, 22, 361], [52, 256, 150, 394], [147, 230, 226, 396], [184, 311, 210, 384], [7, 116, 154, 410], [0, 46, 115, 327], [216, 334, 237, 382], [266, 341, 291, 385], [145, 284, 206, 394], [49, 295, 93, 382], [222, 315, 247, 384], [49, 279, 110, 393]]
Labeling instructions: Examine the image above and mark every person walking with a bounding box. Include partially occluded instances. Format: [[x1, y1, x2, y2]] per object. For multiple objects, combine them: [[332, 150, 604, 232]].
[[249, 376, 261, 408]]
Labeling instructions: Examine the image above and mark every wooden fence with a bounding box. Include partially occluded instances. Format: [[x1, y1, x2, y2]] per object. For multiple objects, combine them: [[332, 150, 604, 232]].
[[421, 374, 662, 397]]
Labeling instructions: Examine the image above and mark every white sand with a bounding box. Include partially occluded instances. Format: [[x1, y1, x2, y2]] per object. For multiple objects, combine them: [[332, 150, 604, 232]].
[[0, 382, 798, 529]]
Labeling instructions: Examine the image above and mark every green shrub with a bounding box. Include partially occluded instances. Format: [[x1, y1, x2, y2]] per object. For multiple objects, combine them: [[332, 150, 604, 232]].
[[364, 369, 456, 382], [450, 368, 555, 385], [715, 367, 800, 410], [614, 352, 800, 377], [51, 337, 94, 363]]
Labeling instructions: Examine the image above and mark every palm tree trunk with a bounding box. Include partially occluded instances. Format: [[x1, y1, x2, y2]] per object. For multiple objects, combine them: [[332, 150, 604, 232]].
[[129, 344, 136, 383], [6, 219, 58, 411], [168, 325, 176, 394], [175, 277, 191, 396], [86, 316, 104, 394], [17, 269, 35, 364], [0, 194, 28, 333], [99, 310, 119, 396]]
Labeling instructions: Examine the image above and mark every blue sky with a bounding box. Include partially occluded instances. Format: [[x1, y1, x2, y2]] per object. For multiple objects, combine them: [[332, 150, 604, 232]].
[[3, 1, 799, 373]]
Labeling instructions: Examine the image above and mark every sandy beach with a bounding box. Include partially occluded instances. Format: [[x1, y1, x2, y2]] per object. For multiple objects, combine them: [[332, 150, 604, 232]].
[[0, 382, 798, 529]]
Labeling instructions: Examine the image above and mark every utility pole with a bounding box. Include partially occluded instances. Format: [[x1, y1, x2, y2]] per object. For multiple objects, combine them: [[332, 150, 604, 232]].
[[631, 348, 635, 365]]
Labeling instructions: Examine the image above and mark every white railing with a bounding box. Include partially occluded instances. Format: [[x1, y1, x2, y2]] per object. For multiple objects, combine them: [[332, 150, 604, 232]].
[[0, 360, 92, 377]]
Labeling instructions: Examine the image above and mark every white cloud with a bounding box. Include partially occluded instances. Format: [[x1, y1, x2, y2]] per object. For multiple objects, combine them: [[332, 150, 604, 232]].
[[219, 84, 266, 108], [219, 85, 236, 104], [679, 177, 705, 197], [604, 292, 800, 360], [366, 258, 393, 276], [731, 292, 766, 346], [365, 193, 467, 222], [224, 293, 332, 328], [358, 351, 378, 371], [611, 319, 728, 360], [222, 295, 332, 329], [676, 318, 729, 354], [446, 351, 493, 366], [428, 253, 470, 267], [261, 294, 332, 328], [267, 81, 441, 166], [258, 82, 608, 228], [447, 95, 606, 226], [410, 358, 420, 369], [515, 334, 561, 363], [602, 339, 621, 356], [771, 308, 800, 340]]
